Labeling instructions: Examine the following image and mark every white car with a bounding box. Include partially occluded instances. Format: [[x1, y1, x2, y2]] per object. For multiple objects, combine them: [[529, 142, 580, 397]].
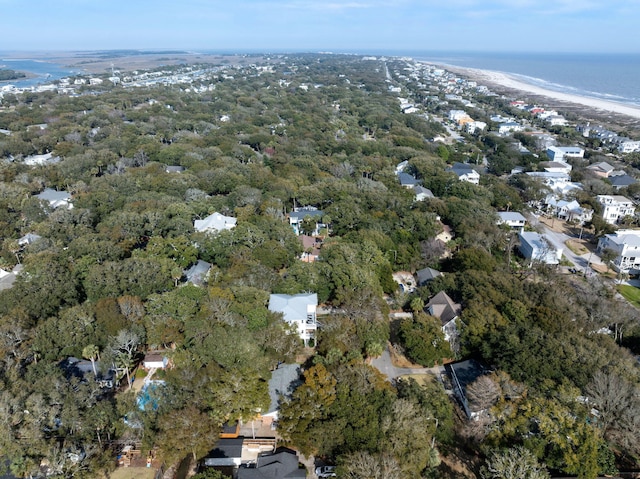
[[315, 466, 336, 478]]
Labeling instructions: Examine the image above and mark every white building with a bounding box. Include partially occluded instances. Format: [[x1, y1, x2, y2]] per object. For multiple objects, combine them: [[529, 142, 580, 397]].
[[448, 110, 470, 122], [194, 212, 237, 233], [448, 162, 480, 185], [268, 293, 318, 345], [465, 121, 487, 134], [36, 188, 73, 210], [597, 230, 640, 273], [617, 139, 640, 154], [547, 146, 584, 162], [596, 195, 636, 224], [497, 212, 526, 232], [519, 231, 563, 266], [497, 122, 523, 134]]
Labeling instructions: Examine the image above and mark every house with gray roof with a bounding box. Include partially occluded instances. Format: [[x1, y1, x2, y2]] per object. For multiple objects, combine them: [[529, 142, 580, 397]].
[[425, 291, 461, 344], [268, 293, 318, 345], [413, 185, 434, 201], [597, 229, 640, 273], [497, 212, 526, 232], [237, 449, 306, 479], [415, 267, 442, 286], [289, 207, 325, 236], [184, 260, 211, 286], [397, 171, 420, 188], [447, 162, 479, 185], [610, 174, 636, 190], [262, 364, 301, 423]]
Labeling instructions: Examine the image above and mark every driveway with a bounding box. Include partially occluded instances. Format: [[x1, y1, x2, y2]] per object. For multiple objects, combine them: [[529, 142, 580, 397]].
[[527, 213, 602, 272], [370, 346, 444, 381]]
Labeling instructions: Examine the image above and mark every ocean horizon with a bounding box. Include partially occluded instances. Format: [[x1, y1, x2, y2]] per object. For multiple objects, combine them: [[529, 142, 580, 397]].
[[3, 50, 639, 109]]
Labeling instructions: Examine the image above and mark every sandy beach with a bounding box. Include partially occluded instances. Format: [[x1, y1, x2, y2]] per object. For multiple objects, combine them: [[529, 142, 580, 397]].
[[438, 64, 640, 129]]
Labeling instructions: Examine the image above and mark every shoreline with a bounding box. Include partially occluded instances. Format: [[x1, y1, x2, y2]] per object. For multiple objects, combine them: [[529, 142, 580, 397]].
[[431, 63, 640, 130]]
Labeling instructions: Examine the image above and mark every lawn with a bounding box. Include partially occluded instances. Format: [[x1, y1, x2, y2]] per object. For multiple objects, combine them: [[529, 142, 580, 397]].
[[108, 468, 156, 479], [617, 284, 640, 308]]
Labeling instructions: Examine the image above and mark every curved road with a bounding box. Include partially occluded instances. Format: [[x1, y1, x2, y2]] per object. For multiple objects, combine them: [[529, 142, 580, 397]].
[[370, 346, 444, 381]]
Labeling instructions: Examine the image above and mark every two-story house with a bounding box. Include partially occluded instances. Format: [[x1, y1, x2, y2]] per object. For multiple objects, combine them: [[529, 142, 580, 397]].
[[268, 293, 318, 346], [597, 230, 640, 273], [596, 195, 636, 224]]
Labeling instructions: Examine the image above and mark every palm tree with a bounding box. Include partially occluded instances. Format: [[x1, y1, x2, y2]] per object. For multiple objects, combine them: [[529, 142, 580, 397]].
[[82, 344, 99, 378], [115, 352, 134, 391]]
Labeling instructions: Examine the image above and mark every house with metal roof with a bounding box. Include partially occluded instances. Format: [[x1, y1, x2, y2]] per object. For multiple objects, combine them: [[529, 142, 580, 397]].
[[268, 293, 318, 345]]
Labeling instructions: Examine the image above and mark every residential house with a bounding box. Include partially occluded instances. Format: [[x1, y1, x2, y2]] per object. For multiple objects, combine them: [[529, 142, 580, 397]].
[[610, 173, 637, 190], [59, 357, 116, 390], [448, 162, 480, 185], [413, 185, 434, 201], [497, 121, 523, 134], [415, 267, 442, 286], [425, 291, 461, 344], [183, 260, 211, 286], [596, 195, 636, 224], [165, 165, 185, 173], [445, 359, 490, 419], [541, 160, 572, 175], [545, 198, 593, 225], [268, 293, 318, 345], [617, 138, 640, 154], [397, 172, 421, 188], [23, 152, 61, 166], [261, 364, 302, 425], [546, 115, 568, 126], [299, 235, 321, 263], [497, 212, 527, 232], [448, 110, 470, 122], [18, 233, 42, 247], [586, 162, 614, 178], [518, 231, 562, 266], [237, 449, 306, 479], [289, 207, 325, 236], [547, 146, 584, 162], [194, 212, 237, 233], [465, 121, 486, 134], [142, 352, 169, 370], [597, 230, 640, 273], [37, 188, 73, 210], [204, 438, 244, 467]]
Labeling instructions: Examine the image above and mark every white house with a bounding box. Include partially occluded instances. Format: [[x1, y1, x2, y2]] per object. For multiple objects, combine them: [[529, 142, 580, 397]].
[[268, 293, 318, 345], [465, 121, 487, 134], [36, 188, 73, 210], [497, 212, 527, 232], [448, 110, 469, 122], [413, 185, 435, 201], [448, 162, 480, 185], [546, 115, 568, 126], [519, 231, 563, 266], [425, 291, 461, 345], [596, 195, 636, 224], [289, 207, 325, 236], [194, 212, 237, 233], [547, 146, 584, 162], [497, 122, 523, 134], [545, 198, 593, 225], [617, 139, 640, 154], [597, 230, 640, 273]]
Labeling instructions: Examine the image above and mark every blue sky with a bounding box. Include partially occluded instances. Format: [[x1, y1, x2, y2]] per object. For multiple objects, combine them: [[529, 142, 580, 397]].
[[1, 0, 637, 53]]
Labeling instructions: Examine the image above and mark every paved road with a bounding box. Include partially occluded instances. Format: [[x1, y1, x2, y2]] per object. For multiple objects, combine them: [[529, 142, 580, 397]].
[[370, 346, 444, 381], [527, 213, 602, 273]]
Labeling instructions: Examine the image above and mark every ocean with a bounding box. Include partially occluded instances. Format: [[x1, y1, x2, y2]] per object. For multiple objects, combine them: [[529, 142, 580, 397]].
[[0, 58, 78, 87], [408, 51, 640, 108]]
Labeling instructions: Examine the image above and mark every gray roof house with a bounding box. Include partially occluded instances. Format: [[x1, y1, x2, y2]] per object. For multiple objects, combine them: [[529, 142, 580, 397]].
[[204, 438, 244, 467], [519, 231, 562, 266], [497, 212, 527, 232], [415, 267, 442, 286], [184, 260, 211, 286], [448, 162, 480, 185], [425, 291, 461, 343], [397, 172, 420, 188], [263, 364, 302, 421], [413, 185, 435, 201], [445, 359, 490, 418], [610, 174, 636, 190], [289, 207, 325, 236], [237, 449, 306, 479], [268, 294, 318, 346]]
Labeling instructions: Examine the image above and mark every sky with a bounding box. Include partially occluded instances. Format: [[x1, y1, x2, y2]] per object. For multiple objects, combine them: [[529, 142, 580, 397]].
[[0, 0, 638, 53]]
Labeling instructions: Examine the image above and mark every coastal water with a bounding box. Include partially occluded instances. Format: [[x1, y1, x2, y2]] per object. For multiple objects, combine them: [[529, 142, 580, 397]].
[[0, 58, 78, 87], [409, 51, 640, 107]]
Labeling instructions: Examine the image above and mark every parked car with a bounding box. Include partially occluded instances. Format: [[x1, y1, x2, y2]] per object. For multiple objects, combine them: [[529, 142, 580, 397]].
[[315, 466, 336, 478]]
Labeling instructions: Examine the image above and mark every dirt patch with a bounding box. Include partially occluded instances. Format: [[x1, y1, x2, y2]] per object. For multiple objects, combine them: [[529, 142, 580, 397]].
[[398, 373, 437, 385], [389, 342, 422, 368], [565, 239, 590, 255], [438, 446, 481, 479]]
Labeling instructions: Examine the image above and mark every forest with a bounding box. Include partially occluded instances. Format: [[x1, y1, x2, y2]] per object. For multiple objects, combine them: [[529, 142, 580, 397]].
[[0, 53, 639, 479]]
